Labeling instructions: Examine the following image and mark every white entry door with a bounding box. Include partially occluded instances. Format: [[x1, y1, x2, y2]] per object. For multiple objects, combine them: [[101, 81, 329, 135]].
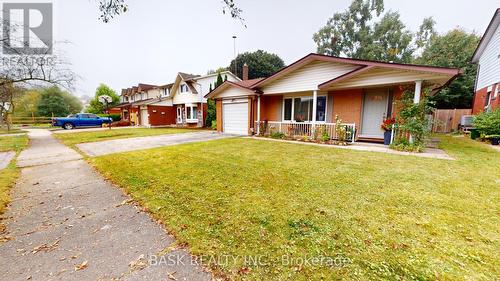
[[176, 106, 182, 124], [140, 109, 149, 126], [223, 101, 248, 135], [361, 91, 389, 138]]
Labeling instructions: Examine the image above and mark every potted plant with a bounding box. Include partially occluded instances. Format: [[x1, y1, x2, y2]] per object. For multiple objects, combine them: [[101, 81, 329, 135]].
[[381, 117, 395, 145]]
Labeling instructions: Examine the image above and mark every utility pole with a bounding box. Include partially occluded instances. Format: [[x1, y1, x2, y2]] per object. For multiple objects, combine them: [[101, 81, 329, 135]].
[[232, 35, 237, 76]]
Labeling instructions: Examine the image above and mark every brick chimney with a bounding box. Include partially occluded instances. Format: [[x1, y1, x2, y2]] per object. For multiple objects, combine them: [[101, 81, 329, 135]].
[[242, 63, 249, 81]]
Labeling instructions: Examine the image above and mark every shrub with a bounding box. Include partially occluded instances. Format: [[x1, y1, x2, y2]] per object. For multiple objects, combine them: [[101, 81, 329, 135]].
[[113, 120, 131, 127], [320, 126, 330, 142], [270, 132, 285, 139], [211, 120, 217, 130], [392, 88, 434, 151], [390, 138, 424, 152], [473, 108, 500, 137]]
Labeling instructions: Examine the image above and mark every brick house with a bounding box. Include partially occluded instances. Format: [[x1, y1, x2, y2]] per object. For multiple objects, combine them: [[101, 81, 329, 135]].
[[471, 9, 500, 114], [118, 83, 175, 127], [206, 53, 460, 142]]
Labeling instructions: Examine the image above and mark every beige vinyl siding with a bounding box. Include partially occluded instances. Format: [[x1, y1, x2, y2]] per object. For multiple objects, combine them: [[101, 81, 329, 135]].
[[261, 61, 358, 94], [330, 67, 451, 90], [216, 86, 252, 99], [477, 23, 500, 90]]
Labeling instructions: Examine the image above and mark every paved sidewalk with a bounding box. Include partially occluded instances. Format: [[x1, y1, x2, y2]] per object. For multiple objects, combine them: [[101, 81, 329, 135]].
[[0, 151, 15, 170], [0, 129, 210, 280], [77, 131, 232, 157], [251, 137, 455, 160]]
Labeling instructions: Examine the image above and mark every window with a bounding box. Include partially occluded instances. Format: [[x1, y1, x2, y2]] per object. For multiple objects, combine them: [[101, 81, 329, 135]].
[[485, 91, 491, 108], [163, 88, 169, 96], [180, 84, 189, 93], [284, 99, 292, 120], [88, 114, 98, 118], [283, 96, 327, 122], [186, 106, 198, 120]]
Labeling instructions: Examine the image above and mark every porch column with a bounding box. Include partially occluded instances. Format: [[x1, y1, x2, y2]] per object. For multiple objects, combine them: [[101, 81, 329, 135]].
[[410, 80, 423, 143], [256, 96, 261, 134], [312, 90, 318, 137], [414, 80, 423, 104]]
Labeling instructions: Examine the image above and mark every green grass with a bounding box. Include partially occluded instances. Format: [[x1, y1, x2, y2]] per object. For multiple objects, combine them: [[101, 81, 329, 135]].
[[54, 127, 199, 147], [90, 136, 499, 280], [0, 135, 29, 152], [0, 135, 29, 231], [0, 128, 25, 135]]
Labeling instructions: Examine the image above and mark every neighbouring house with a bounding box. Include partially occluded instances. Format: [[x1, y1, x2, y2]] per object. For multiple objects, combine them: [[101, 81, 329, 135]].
[[471, 8, 500, 114], [117, 83, 176, 127], [206, 53, 461, 142], [170, 71, 240, 127]]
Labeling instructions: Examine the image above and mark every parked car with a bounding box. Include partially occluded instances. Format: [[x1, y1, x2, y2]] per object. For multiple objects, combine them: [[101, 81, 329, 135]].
[[52, 113, 112, 130]]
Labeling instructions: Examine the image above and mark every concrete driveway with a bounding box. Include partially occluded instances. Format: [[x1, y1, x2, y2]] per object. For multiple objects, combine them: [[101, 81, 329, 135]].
[[0, 130, 210, 280], [77, 131, 232, 157]]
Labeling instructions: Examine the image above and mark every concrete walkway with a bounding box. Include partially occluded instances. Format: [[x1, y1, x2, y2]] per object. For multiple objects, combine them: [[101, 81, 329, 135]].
[[251, 137, 455, 160], [77, 131, 231, 157], [0, 129, 210, 280]]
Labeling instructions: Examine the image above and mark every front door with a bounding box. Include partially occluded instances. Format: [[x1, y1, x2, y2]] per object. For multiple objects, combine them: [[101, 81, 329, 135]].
[[176, 106, 183, 123], [140, 109, 149, 126], [361, 90, 389, 138]]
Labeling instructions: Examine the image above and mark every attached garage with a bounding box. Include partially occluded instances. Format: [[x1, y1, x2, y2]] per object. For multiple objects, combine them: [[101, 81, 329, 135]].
[[223, 100, 248, 135]]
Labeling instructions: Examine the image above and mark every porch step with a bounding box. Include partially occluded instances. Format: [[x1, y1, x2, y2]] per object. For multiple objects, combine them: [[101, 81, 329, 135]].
[[426, 138, 441, 149], [357, 137, 384, 143]]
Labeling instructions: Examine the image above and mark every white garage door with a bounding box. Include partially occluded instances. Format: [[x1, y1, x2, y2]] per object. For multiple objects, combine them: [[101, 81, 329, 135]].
[[223, 102, 248, 135]]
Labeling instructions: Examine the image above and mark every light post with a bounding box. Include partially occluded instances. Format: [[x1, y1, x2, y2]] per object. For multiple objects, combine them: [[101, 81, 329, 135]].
[[232, 35, 237, 75]]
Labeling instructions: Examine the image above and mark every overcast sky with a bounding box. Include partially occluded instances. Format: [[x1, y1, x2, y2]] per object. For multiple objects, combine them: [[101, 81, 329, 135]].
[[55, 0, 499, 98]]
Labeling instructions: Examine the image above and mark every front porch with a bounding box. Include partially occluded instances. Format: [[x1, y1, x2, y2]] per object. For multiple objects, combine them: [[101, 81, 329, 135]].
[[251, 81, 424, 143], [255, 121, 357, 143]]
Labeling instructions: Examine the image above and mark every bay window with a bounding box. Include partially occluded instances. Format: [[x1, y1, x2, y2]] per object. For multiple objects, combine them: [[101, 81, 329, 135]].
[[186, 105, 198, 121], [283, 96, 326, 122]]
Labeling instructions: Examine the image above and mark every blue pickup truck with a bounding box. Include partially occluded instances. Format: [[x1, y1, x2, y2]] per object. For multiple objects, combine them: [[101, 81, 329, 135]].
[[52, 113, 113, 130]]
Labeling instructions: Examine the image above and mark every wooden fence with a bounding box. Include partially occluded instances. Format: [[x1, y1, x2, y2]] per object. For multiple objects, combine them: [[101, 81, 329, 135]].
[[431, 109, 472, 133], [9, 116, 53, 126]]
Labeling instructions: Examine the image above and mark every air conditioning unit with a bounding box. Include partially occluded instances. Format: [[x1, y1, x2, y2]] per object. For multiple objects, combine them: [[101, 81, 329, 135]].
[[460, 115, 475, 127]]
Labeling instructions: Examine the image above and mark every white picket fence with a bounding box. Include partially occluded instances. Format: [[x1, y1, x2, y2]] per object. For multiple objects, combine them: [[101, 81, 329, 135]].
[[256, 121, 356, 143]]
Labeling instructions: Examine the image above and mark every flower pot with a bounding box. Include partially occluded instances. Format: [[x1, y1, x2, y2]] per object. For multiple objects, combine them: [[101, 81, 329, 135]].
[[383, 130, 392, 145], [491, 137, 499, 145]]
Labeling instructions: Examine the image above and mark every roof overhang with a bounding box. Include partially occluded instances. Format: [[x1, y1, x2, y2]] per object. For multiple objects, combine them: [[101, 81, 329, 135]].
[[252, 53, 461, 89], [472, 9, 500, 63], [205, 81, 260, 99]]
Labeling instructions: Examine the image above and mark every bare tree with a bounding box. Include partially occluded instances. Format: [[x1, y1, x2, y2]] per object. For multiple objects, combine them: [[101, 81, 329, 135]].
[[97, 0, 245, 25], [0, 20, 75, 130]]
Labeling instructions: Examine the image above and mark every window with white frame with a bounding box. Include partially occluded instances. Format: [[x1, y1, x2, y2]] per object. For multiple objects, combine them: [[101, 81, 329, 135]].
[[283, 96, 327, 122], [180, 84, 189, 93], [186, 106, 198, 120], [163, 88, 169, 96]]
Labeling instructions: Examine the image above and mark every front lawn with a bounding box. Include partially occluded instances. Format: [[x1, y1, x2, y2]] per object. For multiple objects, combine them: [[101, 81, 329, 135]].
[[0, 135, 29, 231], [54, 127, 199, 147], [0, 128, 25, 135], [91, 136, 499, 280]]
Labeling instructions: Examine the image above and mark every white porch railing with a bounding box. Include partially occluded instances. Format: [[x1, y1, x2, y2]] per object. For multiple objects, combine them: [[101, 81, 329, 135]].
[[255, 121, 356, 143]]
